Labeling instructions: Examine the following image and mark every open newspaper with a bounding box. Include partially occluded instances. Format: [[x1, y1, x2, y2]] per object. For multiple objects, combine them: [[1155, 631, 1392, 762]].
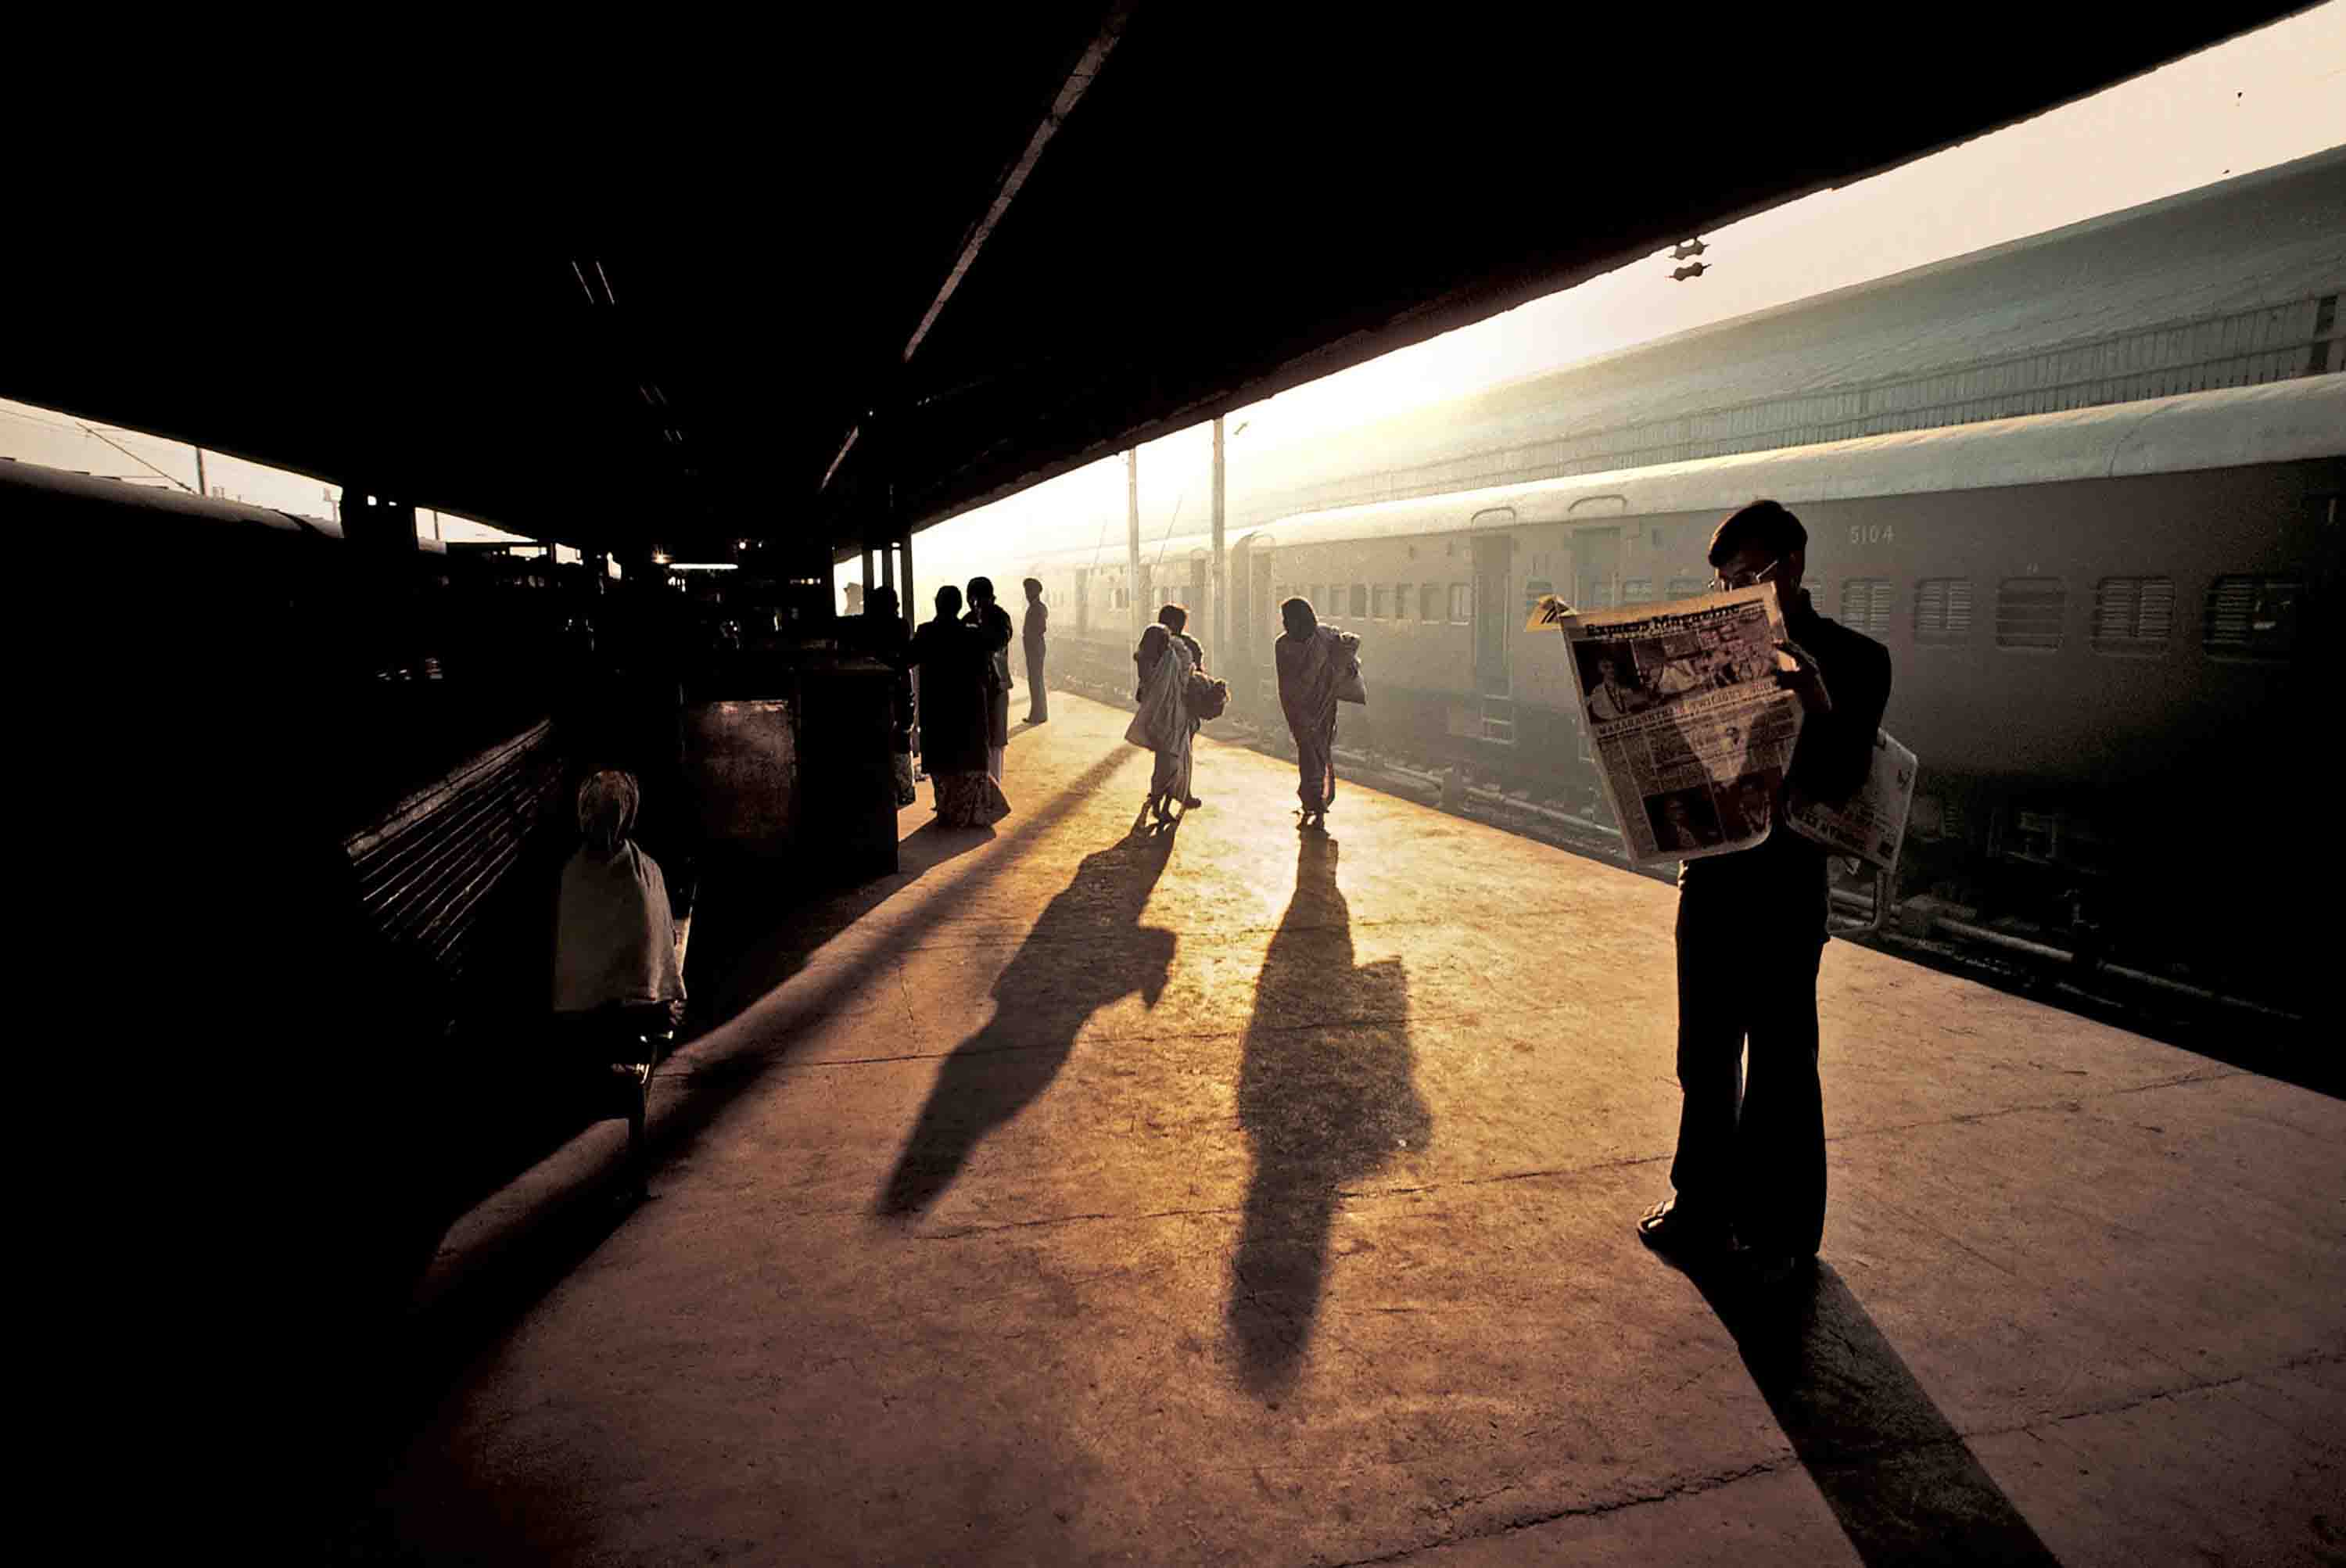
[[1536, 584, 1804, 867], [1785, 728, 1917, 874]]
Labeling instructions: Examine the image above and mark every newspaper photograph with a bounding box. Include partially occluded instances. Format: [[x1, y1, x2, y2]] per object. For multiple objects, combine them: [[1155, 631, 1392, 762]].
[[1549, 584, 1805, 866], [1787, 729, 1917, 874]]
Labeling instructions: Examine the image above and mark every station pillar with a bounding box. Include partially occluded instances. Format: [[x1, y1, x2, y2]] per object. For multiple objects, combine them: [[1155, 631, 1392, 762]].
[[1211, 415, 1228, 660]]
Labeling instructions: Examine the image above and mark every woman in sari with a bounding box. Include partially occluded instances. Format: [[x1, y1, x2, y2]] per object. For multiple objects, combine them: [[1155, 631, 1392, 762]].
[[1275, 597, 1361, 831], [912, 585, 1010, 827], [1127, 608, 1197, 826], [963, 576, 1014, 784]]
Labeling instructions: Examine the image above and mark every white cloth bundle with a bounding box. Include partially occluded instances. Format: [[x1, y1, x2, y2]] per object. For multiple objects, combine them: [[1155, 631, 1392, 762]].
[[554, 841, 686, 1014]]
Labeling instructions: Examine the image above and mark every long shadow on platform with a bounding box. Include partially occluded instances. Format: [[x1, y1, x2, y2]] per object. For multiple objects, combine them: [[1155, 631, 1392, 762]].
[[362, 817, 1003, 1339], [320, 745, 1146, 1552], [1688, 1260, 2059, 1567], [876, 814, 1179, 1216], [1228, 834, 1430, 1396], [687, 816, 997, 1033]]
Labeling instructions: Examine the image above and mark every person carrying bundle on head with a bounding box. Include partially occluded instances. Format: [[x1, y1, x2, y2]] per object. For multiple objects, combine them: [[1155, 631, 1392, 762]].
[[1274, 596, 1361, 831]]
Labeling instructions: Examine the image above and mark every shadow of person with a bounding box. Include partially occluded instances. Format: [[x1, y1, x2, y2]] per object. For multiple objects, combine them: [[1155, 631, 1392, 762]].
[[876, 822, 1180, 1218], [1227, 835, 1429, 1397], [1688, 1261, 2060, 1566], [687, 819, 996, 1035]]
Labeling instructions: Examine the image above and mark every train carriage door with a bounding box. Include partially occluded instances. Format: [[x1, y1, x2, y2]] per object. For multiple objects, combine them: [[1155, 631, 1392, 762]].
[[1229, 537, 1255, 677], [1471, 520, 1516, 743], [1189, 552, 1210, 656], [1249, 542, 1275, 713], [1575, 526, 1622, 611], [1473, 529, 1514, 691]]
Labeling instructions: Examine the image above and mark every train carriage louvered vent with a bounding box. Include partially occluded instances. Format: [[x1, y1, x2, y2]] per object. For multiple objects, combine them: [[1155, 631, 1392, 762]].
[[342, 719, 565, 1012], [2092, 577, 2175, 652], [1838, 579, 1894, 639], [2203, 576, 2303, 658], [1995, 579, 2066, 651], [1914, 578, 1973, 641]]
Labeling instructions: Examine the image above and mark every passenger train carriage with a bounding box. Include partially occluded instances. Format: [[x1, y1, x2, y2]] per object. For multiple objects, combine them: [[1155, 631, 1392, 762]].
[[941, 377, 2341, 1003]]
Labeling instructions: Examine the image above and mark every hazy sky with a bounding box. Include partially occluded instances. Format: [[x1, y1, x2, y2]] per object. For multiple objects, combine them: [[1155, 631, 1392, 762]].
[[891, 2, 2346, 600]]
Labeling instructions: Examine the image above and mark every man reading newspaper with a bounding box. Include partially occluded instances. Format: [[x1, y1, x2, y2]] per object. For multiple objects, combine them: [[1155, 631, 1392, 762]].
[[1637, 501, 1892, 1286]]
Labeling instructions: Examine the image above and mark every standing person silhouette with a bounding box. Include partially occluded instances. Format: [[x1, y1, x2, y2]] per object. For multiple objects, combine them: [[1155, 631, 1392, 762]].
[[1021, 578, 1049, 725], [964, 576, 1013, 784], [1161, 603, 1205, 809], [1274, 597, 1360, 832], [1128, 607, 1197, 827], [1636, 501, 1891, 1286], [913, 586, 1007, 827]]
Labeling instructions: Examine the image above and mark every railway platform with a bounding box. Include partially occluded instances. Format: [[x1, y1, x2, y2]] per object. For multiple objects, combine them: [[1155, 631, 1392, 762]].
[[341, 693, 2343, 1565]]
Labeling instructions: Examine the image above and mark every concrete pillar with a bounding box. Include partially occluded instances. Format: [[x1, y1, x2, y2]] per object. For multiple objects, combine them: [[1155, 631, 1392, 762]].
[[1211, 416, 1227, 659], [899, 522, 916, 633], [1127, 448, 1141, 639]]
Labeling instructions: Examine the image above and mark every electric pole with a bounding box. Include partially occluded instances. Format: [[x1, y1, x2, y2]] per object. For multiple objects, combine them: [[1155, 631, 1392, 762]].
[[1127, 446, 1141, 638], [1211, 416, 1227, 662]]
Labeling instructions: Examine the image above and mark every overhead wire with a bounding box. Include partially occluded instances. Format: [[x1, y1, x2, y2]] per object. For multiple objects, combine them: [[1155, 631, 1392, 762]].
[[75, 422, 196, 493]]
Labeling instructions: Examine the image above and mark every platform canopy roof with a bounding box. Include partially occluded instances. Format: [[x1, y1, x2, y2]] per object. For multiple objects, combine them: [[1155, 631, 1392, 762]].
[[2, 5, 2312, 562]]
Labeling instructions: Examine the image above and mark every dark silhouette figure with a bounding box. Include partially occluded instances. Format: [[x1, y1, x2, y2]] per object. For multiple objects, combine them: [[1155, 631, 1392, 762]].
[[1021, 576, 1048, 724], [1228, 836, 1429, 1395], [877, 821, 1180, 1217], [1642, 499, 1891, 1276]]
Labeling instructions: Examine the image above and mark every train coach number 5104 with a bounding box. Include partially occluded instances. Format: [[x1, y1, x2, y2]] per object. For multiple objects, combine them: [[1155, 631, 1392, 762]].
[[1849, 523, 1896, 544]]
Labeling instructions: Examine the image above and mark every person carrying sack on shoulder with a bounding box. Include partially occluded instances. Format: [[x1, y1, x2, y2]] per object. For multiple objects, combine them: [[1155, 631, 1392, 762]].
[[1127, 605, 1200, 827], [1274, 596, 1362, 831]]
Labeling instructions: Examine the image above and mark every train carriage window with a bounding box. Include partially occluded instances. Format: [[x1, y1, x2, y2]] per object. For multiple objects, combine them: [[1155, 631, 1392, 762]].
[[1421, 582, 1440, 621], [2091, 577, 2175, 653], [1372, 585, 1390, 619], [1448, 583, 1473, 623], [1523, 578, 1553, 619], [1914, 577, 1974, 642], [1995, 579, 2066, 651], [1350, 584, 1368, 619], [1666, 576, 1708, 599], [1838, 578, 1894, 639], [1622, 578, 1654, 605], [2202, 575, 2302, 658], [1396, 583, 1414, 621]]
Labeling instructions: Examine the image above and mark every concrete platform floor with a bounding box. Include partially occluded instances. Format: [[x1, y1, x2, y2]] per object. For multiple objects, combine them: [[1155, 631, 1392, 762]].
[[359, 694, 2344, 1566]]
